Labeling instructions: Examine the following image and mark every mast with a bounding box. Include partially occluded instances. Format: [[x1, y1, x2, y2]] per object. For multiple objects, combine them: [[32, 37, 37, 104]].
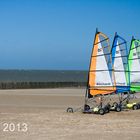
[[85, 28, 98, 101]]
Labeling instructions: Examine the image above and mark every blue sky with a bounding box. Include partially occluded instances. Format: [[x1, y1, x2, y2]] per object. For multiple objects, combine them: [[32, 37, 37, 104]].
[[0, 0, 140, 70]]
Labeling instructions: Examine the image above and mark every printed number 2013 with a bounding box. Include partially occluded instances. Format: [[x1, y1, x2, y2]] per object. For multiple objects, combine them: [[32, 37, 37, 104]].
[[3, 123, 28, 132]]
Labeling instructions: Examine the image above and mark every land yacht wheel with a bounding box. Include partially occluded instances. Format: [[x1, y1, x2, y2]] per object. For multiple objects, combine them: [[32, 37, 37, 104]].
[[99, 108, 105, 115], [67, 107, 73, 113], [116, 105, 121, 112], [84, 104, 90, 111], [105, 107, 110, 113], [133, 105, 138, 110]]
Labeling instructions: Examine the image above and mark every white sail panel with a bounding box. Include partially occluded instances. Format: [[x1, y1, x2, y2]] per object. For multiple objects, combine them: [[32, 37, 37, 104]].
[[95, 37, 113, 87], [114, 41, 127, 86], [130, 43, 140, 83]]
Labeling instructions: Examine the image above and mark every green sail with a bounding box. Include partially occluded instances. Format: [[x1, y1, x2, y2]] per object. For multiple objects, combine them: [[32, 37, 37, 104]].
[[128, 38, 140, 91]]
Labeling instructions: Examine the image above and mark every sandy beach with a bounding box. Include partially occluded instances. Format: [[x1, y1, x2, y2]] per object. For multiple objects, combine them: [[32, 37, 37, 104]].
[[0, 88, 140, 140]]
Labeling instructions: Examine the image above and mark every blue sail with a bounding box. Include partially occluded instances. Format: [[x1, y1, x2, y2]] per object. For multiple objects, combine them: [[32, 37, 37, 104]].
[[111, 33, 130, 93]]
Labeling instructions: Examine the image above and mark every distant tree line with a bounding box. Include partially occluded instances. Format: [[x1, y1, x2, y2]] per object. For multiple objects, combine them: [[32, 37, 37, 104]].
[[0, 82, 87, 89]]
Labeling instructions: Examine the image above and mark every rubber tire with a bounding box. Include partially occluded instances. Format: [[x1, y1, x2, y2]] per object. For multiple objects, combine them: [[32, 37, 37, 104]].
[[99, 108, 105, 115], [67, 107, 73, 113], [137, 104, 140, 109], [104, 104, 110, 113], [132, 105, 138, 110], [105, 107, 110, 113], [108, 104, 111, 109], [116, 106, 121, 112], [84, 104, 90, 111]]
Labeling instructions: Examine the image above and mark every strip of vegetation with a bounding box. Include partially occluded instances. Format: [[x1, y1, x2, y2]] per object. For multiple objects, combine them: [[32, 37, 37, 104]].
[[0, 82, 87, 89]]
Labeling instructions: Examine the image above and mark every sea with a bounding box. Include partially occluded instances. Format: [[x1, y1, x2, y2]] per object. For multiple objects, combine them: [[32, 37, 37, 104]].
[[0, 70, 88, 82]]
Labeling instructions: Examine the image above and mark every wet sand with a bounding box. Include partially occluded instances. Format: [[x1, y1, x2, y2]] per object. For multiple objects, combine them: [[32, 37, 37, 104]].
[[0, 89, 140, 140]]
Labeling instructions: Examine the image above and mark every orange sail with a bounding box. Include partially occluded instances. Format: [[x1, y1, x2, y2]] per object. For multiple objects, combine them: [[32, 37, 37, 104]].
[[88, 30, 116, 96]]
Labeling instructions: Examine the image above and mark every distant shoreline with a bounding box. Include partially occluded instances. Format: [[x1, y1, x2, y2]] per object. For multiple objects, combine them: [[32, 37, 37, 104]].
[[0, 70, 88, 82]]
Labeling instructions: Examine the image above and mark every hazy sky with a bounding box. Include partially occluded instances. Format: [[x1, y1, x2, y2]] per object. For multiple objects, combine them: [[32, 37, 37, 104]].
[[0, 0, 140, 70]]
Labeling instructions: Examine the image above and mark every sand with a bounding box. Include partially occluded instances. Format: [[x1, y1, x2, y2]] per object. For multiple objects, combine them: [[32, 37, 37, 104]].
[[0, 88, 140, 140]]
